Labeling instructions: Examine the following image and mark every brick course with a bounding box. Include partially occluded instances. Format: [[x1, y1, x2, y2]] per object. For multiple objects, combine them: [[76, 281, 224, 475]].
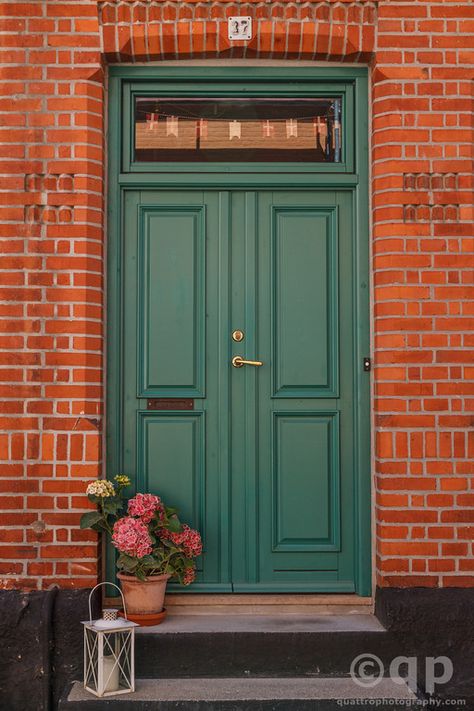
[[0, 0, 472, 590]]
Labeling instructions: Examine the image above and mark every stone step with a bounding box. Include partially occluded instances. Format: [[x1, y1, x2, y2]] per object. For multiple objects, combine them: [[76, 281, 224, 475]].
[[62, 677, 416, 710], [137, 613, 385, 633], [134, 614, 396, 678]]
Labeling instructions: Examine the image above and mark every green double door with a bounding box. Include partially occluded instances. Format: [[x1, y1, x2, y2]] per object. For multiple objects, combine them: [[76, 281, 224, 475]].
[[119, 188, 360, 592]]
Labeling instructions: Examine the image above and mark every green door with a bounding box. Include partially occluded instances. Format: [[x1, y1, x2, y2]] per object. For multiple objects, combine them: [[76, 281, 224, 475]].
[[118, 188, 363, 592]]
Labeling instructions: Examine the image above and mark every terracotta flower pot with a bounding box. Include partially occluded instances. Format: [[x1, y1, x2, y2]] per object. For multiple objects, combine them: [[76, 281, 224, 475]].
[[117, 571, 171, 615]]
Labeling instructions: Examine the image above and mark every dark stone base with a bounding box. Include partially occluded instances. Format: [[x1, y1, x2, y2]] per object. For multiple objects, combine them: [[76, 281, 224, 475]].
[[0, 588, 98, 711], [1, 587, 474, 710], [376, 587, 474, 701]]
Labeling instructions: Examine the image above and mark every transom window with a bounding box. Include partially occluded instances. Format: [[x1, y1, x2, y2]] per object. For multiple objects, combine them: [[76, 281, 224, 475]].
[[134, 97, 343, 163]]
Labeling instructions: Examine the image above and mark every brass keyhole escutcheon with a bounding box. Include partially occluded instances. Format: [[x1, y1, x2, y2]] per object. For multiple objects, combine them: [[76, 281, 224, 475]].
[[232, 330, 245, 342]]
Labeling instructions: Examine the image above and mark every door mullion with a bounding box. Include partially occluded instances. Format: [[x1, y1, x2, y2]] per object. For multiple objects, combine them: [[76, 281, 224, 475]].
[[217, 190, 232, 584], [243, 191, 259, 584]]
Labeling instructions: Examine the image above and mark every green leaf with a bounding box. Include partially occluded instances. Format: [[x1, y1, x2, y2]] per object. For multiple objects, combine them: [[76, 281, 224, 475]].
[[140, 555, 157, 567], [117, 553, 138, 573], [96, 520, 111, 533], [80, 511, 103, 529], [102, 497, 122, 515], [159, 537, 174, 548], [167, 516, 182, 533], [119, 553, 134, 565]]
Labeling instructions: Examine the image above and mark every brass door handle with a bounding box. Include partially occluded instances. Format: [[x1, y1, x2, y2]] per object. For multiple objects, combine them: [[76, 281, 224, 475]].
[[232, 355, 264, 368]]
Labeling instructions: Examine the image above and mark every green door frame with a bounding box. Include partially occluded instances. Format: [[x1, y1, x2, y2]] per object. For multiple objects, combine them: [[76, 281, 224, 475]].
[[106, 66, 371, 596]]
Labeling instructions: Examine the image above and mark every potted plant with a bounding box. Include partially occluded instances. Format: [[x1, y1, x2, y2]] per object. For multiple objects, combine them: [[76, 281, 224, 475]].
[[80, 476, 202, 622]]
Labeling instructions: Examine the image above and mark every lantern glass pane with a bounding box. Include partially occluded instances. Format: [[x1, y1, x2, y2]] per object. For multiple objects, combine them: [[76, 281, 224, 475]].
[[134, 97, 343, 163], [85, 627, 99, 691], [118, 631, 132, 687], [103, 630, 133, 691]]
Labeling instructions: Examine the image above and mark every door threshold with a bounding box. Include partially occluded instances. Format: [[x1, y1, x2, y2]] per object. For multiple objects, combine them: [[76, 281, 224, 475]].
[[105, 592, 373, 615], [163, 593, 373, 616]]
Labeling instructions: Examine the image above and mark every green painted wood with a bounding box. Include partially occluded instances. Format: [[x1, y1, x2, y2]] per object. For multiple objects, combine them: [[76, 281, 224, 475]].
[[137, 412, 205, 526], [137, 206, 205, 397], [106, 67, 371, 595], [111, 66, 369, 80], [273, 412, 339, 551], [118, 173, 360, 188], [119, 189, 359, 591], [353, 73, 371, 597], [230, 191, 260, 585], [120, 191, 231, 589], [229, 190, 356, 591], [272, 207, 338, 398]]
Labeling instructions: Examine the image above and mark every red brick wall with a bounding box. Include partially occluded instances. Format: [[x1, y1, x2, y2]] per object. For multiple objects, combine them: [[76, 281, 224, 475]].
[[373, 1, 474, 587], [0, 0, 104, 589], [0, 0, 472, 590]]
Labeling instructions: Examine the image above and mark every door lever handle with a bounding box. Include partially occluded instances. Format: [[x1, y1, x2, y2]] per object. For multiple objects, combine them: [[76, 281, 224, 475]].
[[232, 355, 264, 368]]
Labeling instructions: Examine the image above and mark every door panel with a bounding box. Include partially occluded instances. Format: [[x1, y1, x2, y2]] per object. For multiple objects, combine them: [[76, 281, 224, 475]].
[[137, 412, 205, 527], [272, 207, 338, 398], [118, 188, 361, 592], [138, 206, 206, 397], [272, 411, 340, 552]]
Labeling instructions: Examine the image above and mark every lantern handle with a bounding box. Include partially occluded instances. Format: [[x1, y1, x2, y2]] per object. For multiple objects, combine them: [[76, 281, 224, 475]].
[[88, 582, 128, 623]]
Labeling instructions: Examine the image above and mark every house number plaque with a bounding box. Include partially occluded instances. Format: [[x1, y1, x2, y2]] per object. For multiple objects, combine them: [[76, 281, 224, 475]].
[[228, 16, 252, 41], [147, 399, 194, 410]]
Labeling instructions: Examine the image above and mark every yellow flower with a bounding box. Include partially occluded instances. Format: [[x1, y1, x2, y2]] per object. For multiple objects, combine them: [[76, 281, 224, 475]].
[[114, 474, 131, 487]]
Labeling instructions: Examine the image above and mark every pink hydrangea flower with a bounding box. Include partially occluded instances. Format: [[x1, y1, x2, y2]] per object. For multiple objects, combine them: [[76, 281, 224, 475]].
[[127, 493, 164, 524], [161, 524, 202, 558], [112, 516, 153, 558], [183, 567, 196, 585], [182, 526, 202, 558], [160, 527, 186, 545]]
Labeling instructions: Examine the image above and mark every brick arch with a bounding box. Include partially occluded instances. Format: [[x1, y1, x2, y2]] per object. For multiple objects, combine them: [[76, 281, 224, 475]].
[[98, 1, 376, 63]]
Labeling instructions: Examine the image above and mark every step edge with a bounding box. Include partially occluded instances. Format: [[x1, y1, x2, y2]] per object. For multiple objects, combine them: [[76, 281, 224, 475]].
[[64, 677, 416, 703]]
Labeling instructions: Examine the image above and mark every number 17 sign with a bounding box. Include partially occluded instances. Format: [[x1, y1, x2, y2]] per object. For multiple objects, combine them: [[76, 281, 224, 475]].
[[228, 16, 252, 41]]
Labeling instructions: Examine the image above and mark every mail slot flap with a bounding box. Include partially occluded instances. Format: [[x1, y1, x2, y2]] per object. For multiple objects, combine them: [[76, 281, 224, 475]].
[[147, 398, 194, 410]]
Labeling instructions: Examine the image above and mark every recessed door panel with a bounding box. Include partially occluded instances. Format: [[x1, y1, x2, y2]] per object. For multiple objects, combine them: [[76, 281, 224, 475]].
[[272, 207, 338, 398], [138, 206, 205, 397], [137, 412, 204, 529], [273, 412, 340, 552]]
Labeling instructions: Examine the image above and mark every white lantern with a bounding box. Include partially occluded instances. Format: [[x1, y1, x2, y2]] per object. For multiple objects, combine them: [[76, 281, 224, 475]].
[[82, 582, 138, 698]]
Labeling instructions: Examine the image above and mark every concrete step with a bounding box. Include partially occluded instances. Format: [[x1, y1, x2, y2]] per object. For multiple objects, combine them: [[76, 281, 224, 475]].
[[137, 613, 385, 633], [62, 677, 416, 710], [134, 614, 396, 678]]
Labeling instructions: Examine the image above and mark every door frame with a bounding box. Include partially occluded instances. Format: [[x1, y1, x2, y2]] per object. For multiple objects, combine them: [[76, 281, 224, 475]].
[[105, 65, 371, 596]]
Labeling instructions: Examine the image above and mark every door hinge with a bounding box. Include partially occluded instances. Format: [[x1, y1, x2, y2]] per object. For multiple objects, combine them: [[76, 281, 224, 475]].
[[363, 357, 371, 372]]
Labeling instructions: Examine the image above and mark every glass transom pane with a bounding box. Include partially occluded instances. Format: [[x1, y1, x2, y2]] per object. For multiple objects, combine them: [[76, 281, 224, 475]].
[[134, 97, 342, 163]]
